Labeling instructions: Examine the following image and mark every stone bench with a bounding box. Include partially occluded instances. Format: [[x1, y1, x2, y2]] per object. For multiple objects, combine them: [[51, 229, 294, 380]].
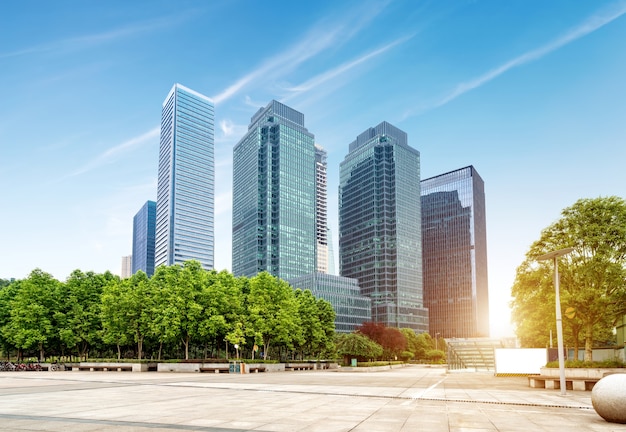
[[199, 366, 230, 373], [75, 365, 133, 372], [285, 364, 315, 371], [528, 375, 599, 391]]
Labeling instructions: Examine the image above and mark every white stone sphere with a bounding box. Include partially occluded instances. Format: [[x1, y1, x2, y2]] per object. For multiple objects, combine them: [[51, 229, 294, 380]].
[[591, 373, 626, 424]]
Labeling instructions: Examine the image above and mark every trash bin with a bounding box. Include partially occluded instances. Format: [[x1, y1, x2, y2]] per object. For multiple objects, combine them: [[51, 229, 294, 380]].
[[229, 362, 241, 373], [351, 358, 357, 367]]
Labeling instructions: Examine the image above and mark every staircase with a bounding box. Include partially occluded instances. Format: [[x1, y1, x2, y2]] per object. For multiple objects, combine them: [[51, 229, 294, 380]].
[[446, 338, 504, 371]]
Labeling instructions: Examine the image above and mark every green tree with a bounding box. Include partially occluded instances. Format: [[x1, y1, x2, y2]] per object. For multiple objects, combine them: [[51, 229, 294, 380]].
[[56, 270, 116, 359], [511, 196, 626, 361], [198, 270, 244, 357], [3, 269, 59, 360], [101, 271, 153, 359], [294, 289, 324, 359], [316, 297, 336, 357], [246, 272, 300, 360], [401, 328, 421, 358], [0, 279, 20, 359], [413, 332, 435, 360], [335, 333, 383, 362], [101, 277, 133, 359], [150, 262, 206, 360]]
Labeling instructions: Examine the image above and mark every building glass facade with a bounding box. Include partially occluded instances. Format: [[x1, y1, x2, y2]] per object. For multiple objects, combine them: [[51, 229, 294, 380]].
[[121, 255, 132, 279], [290, 273, 371, 333], [232, 100, 316, 280], [315, 145, 328, 273], [132, 200, 156, 277], [155, 84, 214, 270], [421, 166, 489, 338], [339, 121, 428, 332]]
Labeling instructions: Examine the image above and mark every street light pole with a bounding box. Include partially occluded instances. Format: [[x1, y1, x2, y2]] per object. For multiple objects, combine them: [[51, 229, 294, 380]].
[[537, 247, 574, 396]]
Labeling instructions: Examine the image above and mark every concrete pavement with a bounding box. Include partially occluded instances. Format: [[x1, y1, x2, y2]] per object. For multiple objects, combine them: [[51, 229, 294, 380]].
[[0, 365, 621, 431]]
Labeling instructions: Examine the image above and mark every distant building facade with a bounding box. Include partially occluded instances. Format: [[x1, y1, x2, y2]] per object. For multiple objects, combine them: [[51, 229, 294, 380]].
[[290, 273, 372, 333], [132, 200, 156, 277], [421, 166, 489, 338], [315, 145, 329, 273], [121, 255, 132, 279], [232, 100, 316, 280], [155, 84, 215, 270], [339, 121, 428, 332], [327, 227, 336, 276]]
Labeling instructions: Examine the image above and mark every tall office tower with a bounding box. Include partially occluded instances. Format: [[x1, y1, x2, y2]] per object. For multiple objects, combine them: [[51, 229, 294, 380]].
[[339, 121, 429, 332], [232, 100, 316, 280], [290, 273, 372, 333], [315, 145, 328, 273], [155, 84, 215, 270], [421, 166, 489, 338], [121, 255, 132, 279], [132, 200, 156, 277], [327, 227, 336, 276]]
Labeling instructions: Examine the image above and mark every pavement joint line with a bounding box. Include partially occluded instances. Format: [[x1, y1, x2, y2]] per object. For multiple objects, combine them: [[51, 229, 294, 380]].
[[0, 373, 596, 411], [0, 413, 249, 432], [149, 382, 594, 410], [409, 376, 447, 399]]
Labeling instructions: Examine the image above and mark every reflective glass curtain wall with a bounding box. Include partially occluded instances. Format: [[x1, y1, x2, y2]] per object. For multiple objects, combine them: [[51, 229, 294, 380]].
[[232, 100, 316, 280], [421, 166, 489, 338], [132, 200, 156, 277], [290, 273, 372, 333], [155, 84, 215, 270], [339, 122, 428, 332]]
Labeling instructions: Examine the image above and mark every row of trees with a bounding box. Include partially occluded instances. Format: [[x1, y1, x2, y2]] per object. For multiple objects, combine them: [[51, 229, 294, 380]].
[[0, 262, 335, 362], [336, 322, 445, 363], [511, 196, 626, 361]]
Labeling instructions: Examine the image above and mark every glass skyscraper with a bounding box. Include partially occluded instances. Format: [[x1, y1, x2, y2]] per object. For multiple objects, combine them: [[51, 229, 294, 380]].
[[232, 100, 316, 280], [155, 84, 214, 270], [290, 273, 372, 333], [315, 145, 328, 273], [339, 121, 429, 332], [421, 166, 489, 338], [132, 200, 156, 277]]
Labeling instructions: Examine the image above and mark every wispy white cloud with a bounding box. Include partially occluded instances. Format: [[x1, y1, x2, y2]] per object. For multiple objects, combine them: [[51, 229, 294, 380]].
[[280, 34, 414, 103], [405, 1, 626, 118], [220, 119, 243, 137], [0, 13, 194, 59], [244, 95, 265, 108], [67, 126, 160, 177], [212, 1, 390, 105], [215, 119, 248, 146]]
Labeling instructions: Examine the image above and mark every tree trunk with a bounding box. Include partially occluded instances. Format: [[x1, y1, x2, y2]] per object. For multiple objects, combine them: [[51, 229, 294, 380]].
[[263, 340, 270, 360], [158, 341, 163, 361], [117, 344, 121, 360], [137, 337, 143, 360], [584, 323, 593, 362], [183, 336, 189, 360]]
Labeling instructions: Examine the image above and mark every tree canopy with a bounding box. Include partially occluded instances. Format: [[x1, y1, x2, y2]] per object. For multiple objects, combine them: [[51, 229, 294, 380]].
[[1, 263, 336, 362], [511, 196, 626, 361]]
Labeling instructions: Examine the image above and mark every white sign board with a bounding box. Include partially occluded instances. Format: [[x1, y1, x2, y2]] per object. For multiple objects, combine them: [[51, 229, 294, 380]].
[[495, 348, 547, 374]]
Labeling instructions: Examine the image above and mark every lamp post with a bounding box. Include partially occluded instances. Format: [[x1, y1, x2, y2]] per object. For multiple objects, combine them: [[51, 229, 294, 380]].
[[537, 247, 574, 396]]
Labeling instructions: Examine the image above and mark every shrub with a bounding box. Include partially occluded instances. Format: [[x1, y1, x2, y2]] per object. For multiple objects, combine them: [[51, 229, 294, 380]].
[[545, 359, 625, 368]]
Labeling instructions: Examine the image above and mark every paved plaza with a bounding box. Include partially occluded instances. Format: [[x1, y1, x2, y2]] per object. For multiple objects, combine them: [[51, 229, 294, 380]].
[[0, 365, 622, 431]]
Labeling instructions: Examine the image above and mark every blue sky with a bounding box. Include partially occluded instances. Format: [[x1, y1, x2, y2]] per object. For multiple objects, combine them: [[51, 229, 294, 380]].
[[1, 0, 625, 337]]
